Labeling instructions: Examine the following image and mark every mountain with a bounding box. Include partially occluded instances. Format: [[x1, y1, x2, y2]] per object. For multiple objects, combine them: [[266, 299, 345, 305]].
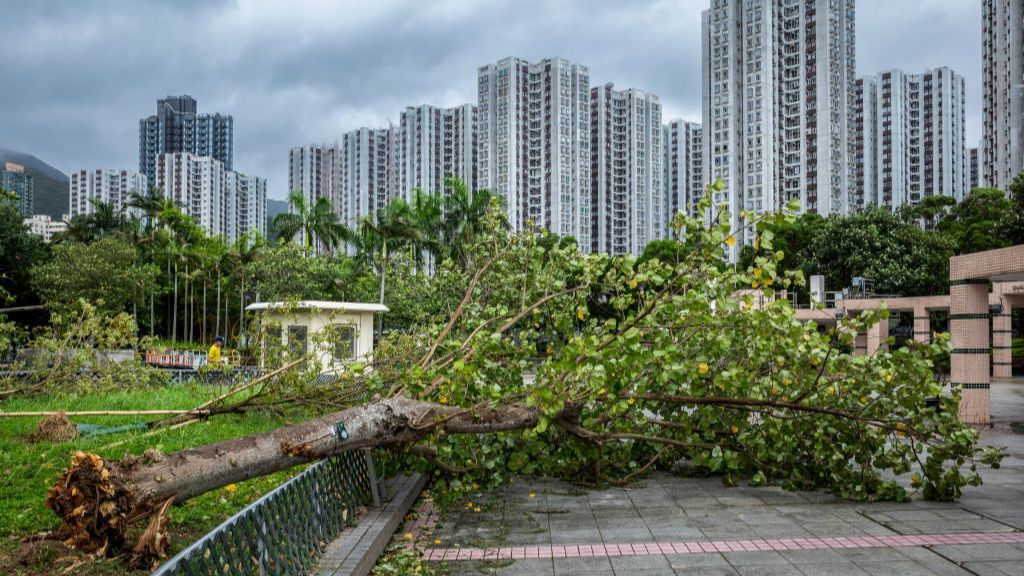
[[0, 148, 68, 219], [266, 198, 289, 243]]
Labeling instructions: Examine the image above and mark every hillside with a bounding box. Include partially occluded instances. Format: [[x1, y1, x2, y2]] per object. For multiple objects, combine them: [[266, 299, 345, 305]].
[[0, 148, 68, 219], [266, 198, 289, 243]]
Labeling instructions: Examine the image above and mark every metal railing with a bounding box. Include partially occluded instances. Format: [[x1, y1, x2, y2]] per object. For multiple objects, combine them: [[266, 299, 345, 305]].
[[153, 449, 380, 576]]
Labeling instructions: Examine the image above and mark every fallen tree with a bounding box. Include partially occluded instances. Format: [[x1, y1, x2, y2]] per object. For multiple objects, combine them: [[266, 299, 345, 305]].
[[44, 187, 1007, 559]]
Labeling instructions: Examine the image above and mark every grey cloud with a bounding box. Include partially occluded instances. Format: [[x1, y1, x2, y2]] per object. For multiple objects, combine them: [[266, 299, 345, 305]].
[[0, 0, 982, 200]]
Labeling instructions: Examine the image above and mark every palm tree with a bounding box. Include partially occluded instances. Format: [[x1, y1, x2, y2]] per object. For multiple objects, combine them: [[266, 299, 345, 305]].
[[273, 190, 345, 253], [442, 177, 502, 267], [127, 184, 165, 231], [408, 188, 444, 269], [341, 200, 423, 338]]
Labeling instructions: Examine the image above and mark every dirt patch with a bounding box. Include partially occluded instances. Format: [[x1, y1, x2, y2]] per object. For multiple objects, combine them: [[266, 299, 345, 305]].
[[31, 412, 78, 443]]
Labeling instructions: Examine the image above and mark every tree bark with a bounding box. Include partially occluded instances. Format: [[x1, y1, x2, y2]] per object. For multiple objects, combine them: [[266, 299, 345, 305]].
[[46, 397, 539, 555]]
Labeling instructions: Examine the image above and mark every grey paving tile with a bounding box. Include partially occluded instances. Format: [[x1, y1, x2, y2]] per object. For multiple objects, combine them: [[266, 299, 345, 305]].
[[720, 550, 789, 566], [780, 549, 856, 565], [854, 560, 945, 576], [735, 565, 797, 576], [796, 562, 871, 576], [663, 552, 730, 569], [490, 558, 555, 575], [551, 557, 615, 576], [671, 567, 740, 576], [608, 553, 673, 573], [961, 561, 1024, 576]]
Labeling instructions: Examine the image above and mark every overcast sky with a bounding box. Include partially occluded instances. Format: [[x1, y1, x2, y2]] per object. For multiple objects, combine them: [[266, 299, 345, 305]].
[[0, 0, 982, 200]]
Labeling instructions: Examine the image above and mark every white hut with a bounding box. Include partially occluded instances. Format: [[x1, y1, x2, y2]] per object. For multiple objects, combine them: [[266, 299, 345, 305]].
[[245, 301, 387, 371]]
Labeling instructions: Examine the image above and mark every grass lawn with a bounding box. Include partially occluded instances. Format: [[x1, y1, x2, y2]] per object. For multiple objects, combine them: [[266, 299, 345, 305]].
[[0, 383, 312, 574]]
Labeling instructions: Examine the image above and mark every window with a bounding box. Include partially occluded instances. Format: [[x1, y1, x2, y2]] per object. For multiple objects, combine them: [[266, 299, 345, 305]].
[[286, 325, 308, 356], [331, 324, 357, 361]]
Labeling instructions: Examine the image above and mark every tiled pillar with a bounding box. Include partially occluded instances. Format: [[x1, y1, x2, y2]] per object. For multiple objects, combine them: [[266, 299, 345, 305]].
[[913, 307, 931, 343], [865, 318, 888, 355], [950, 281, 991, 425], [992, 300, 1012, 379]]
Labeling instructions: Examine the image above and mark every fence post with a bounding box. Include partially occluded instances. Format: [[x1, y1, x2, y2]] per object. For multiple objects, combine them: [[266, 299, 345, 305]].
[[363, 448, 381, 507], [258, 511, 268, 576]]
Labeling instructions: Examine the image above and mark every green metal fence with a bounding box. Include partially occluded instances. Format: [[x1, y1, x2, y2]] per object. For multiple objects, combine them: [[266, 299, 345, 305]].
[[153, 449, 379, 576]]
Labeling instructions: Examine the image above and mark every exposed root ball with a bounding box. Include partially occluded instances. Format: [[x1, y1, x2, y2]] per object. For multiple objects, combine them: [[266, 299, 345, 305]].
[[130, 497, 174, 570], [32, 412, 77, 443], [45, 451, 133, 556]]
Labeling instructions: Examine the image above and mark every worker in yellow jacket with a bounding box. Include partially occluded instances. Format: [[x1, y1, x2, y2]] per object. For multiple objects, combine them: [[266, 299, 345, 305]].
[[208, 336, 226, 366]]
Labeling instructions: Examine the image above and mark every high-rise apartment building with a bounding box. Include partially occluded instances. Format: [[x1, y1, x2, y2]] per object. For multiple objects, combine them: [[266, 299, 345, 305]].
[[982, 0, 1024, 190], [339, 127, 396, 230], [444, 104, 478, 193], [2, 162, 33, 217], [139, 95, 233, 182], [289, 143, 340, 252], [478, 57, 592, 251], [702, 0, 855, 255], [664, 120, 704, 228], [590, 83, 664, 255], [68, 169, 148, 219], [968, 144, 982, 190], [154, 153, 265, 240], [852, 68, 967, 210], [395, 103, 479, 199], [227, 171, 267, 242]]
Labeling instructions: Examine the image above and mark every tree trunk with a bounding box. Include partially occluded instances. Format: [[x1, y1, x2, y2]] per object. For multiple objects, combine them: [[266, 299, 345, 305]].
[[172, 265, 178, 344], [150, 292, 154, 339], [215, 277, 221, 338], [45, 397, 539, 555], [202, 281, 207, 343], [239, 276, 246, 340]]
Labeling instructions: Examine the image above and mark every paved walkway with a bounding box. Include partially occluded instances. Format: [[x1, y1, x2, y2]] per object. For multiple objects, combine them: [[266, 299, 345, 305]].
[[416, 382, 1024, 575]]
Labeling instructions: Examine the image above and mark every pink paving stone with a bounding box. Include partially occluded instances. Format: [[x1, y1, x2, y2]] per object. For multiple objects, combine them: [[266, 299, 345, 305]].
[[660, 543, 676, 554], [754, 540, 773, 551], [511, 547, 526, 559], [565, 546, 580, 557]]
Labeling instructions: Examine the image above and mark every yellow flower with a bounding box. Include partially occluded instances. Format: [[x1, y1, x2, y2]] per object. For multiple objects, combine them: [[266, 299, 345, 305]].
[[725, 235, 736, 247], [224, 483, 238, 493], [803, 333, 811, 341], [627, 397, 635, 405], [598, 388, 606, 395], [472, 482, 480, 490], [885, 374, 893, 383], [434, 539, 442, 545], [730, 426, 739, 434], [754, 238, 761, 250], [911, 473, 921, 484], [466, 501, 473, 508], [404, 532, 414, 540], [770, 385, 781, 395], [764, 278, 774, 286], [629, 279, 639, 289], [439, 395, 448, 404], [740, 210, 747, 218], [474, 507, 481, 512], [577, 310, 585, 320], [528, 492, 536, 498], [753, 268, 763, 278], [698, 362, 710, 375], [546, 345, 554, 354]]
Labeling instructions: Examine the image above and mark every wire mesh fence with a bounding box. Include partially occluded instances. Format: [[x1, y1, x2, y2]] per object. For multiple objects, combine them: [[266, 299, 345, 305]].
[[153, 449, 377, 576]]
